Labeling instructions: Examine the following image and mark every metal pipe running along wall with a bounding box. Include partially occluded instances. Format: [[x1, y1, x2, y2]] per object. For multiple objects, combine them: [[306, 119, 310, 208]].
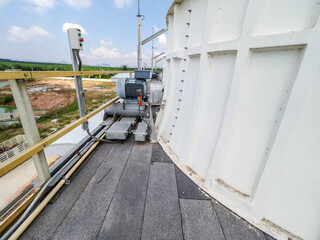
[[156, 0, 320, 240]]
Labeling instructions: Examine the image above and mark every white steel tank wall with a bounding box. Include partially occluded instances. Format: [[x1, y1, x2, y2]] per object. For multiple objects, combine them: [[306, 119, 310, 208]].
[[157, 1, 320, 239]]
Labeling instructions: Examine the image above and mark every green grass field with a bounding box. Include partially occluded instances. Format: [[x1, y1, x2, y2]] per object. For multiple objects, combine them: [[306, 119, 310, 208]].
[[0, 59, 134, 79]]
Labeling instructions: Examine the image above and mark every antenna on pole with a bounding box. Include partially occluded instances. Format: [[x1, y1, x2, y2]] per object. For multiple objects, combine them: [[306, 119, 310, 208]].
[[137, 0, 142, 70]]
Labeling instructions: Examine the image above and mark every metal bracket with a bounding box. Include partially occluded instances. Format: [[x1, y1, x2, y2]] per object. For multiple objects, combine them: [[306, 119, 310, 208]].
[[62, 176, 71, 185]]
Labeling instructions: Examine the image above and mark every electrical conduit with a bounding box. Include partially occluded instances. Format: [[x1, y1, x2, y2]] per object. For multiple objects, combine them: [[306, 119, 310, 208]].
[[6, 133, 106, 240]]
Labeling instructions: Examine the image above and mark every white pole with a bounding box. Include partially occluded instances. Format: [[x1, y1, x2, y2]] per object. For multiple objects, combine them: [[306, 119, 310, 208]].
[[139, 18, 142, 69], [137, 0, 142, 70], [155, 43, 158, 71], [151, 27, 154, 72]]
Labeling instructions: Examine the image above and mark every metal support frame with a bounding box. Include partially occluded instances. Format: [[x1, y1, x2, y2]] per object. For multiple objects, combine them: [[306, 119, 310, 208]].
[[151, 27, 155, 72], [141, 28, 168, 46], [155, 56, 166, 71], [7, 70, 51, 183], [149, 106, 157, 143], [141, 26, 167, 71], [153, 52, 165, 60], [152, 52, 165, 71]]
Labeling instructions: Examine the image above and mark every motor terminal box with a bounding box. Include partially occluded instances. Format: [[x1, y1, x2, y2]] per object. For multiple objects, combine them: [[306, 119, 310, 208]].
[[134, 70, 152, 80], [67, 28, 84, 50]]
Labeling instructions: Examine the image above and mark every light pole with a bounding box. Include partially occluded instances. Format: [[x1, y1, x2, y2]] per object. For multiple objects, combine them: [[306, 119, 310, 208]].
[[137, 0, 142, 70], [151, 26, 154, 72]]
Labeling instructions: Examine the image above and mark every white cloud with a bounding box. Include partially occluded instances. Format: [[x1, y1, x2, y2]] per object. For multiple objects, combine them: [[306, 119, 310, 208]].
[[123, 51, 136, 59], [157, 34, 167, 49], [153, 25, 159, 32], [24, 0, 56, 13], [64, 0, 91, 9], [83, 40, 148, 66], [153, 25, 167, 49], [87, 46, 121, 60], [123, 51, 147, 60], [114, 0, 133, 8], [100, 38, 113, 47], [62, 23, 88, 35], [0, 0, 10, 7], [7, 25, 52, 42]]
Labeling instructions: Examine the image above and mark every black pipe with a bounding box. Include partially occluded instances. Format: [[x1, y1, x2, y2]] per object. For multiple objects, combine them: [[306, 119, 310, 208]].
[[76, 50, 82, 71]]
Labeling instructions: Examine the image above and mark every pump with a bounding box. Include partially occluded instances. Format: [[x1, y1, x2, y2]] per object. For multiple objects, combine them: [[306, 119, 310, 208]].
[[67, 27, 163, 143], [104, 69, 163, 142]]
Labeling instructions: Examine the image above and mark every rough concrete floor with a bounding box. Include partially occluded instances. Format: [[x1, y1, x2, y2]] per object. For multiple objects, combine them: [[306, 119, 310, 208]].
[[21, 138, 274, 240]]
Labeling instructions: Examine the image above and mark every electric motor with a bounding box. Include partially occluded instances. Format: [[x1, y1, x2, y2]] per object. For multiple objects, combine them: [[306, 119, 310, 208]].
[[116, 78, 147, 99]]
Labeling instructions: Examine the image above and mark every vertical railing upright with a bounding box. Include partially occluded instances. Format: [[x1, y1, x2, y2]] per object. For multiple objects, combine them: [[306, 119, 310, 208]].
[[6, 70, 51, 185]]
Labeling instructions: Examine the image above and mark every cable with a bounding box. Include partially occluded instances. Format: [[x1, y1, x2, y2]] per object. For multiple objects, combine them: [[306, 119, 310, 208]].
[[139, 104, 149, 126], [76, 50, 82, 71], [0, 138, 95, 240], [138, 104, 151, 135], [0, 124, 120, 240], [73, 49, 118, 143], [84, 124, 121, 143], [136, 89, 151, 132], [75, 49, 120, 143], [6, 133, 107, 240]]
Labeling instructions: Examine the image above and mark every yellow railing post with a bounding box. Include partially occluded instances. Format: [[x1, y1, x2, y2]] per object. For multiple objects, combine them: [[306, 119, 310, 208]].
[[0, 70, 127, 176], [7, 70, 51, 184]]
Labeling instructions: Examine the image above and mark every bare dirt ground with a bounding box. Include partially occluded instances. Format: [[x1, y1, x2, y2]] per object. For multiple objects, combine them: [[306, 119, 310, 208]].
[[0, 79, 116, 111], [42, 78, 116, 91], [0, 78, 117, 141], [29, 91, 75, 110]]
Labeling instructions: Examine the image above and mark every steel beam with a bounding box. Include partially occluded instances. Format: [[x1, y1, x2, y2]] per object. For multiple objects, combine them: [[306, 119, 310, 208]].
[[142, 29, 168, 46]]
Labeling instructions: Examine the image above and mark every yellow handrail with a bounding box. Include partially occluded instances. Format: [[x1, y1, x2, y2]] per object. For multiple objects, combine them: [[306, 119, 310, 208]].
[[0, 70, 123, 237], [0, 96, 119, 177], [8, 133, 106, 239], [0, 70, 133, 81]]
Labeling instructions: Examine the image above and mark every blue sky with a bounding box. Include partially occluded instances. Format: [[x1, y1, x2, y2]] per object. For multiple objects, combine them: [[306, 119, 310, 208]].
[[0, 0, 173, 67]]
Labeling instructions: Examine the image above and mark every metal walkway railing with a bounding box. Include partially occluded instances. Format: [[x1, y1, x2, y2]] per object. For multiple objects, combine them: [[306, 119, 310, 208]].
[[0, 70, 126, 236], [0, 70, 126, 177]]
